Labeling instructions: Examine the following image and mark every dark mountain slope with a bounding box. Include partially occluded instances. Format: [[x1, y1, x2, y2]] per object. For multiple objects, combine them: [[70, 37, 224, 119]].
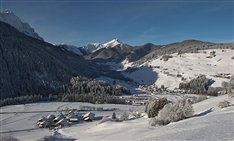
[[0, 21, 124, 99], [86, 43, 159, 63], [128, 43, 161, 62], [86, 44, 133, 60]]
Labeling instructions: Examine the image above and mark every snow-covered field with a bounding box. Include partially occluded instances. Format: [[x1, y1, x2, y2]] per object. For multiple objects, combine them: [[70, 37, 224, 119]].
[[0, 102, 144, 141], [125, 49, 234, 90], [1, 95, 233, 141]]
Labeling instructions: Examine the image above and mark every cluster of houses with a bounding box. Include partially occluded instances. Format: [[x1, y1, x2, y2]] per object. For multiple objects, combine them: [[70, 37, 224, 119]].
[[37, 111, 95, 128], [121, 94, 149, 106]]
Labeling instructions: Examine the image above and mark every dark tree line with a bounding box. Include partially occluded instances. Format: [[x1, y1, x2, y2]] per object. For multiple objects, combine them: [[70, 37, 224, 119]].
[[63, 76, 130, 104], [0, 76, 130, 107], [66, 76, 130, 96], [0, 95, 44, 107]]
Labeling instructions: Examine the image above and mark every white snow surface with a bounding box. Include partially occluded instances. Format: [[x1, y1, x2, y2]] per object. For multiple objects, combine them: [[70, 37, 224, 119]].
[[1, 95, 233, 141], [0, 10, 43, 40], [125, 49, 234, 90], [102, 39, 122, 48]]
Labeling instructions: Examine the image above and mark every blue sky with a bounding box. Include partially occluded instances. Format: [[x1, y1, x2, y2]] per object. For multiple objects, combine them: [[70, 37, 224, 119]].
[[1, 0, 233, 46]]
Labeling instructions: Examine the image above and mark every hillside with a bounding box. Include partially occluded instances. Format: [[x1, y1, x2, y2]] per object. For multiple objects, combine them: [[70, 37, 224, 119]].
[[124, 48, 234, 90], [0, 21, 126, 99], [136, 40, 233, 65], [85, 42, 159, 70], [85, 41, 133, 60]]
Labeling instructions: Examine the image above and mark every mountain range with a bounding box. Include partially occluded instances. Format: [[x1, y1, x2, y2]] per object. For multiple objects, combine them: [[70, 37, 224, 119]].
[[0, 10, 233, 100]]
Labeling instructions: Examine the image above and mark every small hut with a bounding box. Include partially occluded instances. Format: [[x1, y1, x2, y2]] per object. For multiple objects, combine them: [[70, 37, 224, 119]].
[[47, 114, 55, 121], [67, 114, 79, 122], [54, 114, 65, 123], [37, 120, 48, 128], [37, 116, 47, 127], [37, 116, 47, 123], [83, 112, 95, 121], [55, 119, 69, 127]]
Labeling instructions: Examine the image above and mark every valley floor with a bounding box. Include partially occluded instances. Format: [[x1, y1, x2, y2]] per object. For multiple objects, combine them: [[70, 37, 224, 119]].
[[0, 95, 234, 141]]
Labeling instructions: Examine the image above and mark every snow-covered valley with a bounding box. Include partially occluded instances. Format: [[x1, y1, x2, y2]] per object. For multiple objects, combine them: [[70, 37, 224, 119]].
[[0, 9, 234, 141], [1, 95, 233, 141]]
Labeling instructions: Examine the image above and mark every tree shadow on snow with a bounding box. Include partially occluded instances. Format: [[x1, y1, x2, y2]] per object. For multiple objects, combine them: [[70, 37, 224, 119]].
[[38, 135, 76, 141], [193, 108, 214, 117]]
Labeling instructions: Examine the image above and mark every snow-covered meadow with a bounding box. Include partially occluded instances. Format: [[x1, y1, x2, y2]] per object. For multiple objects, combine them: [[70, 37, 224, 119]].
[[1, 95, 233, 141], [125, 49, 234, 90]]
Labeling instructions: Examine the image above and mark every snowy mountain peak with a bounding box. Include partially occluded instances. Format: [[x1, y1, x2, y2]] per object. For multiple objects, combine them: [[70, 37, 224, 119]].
[[81, 39, 124, 53], [103, 39, 122, 48], [0, 10, 43, 40]]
